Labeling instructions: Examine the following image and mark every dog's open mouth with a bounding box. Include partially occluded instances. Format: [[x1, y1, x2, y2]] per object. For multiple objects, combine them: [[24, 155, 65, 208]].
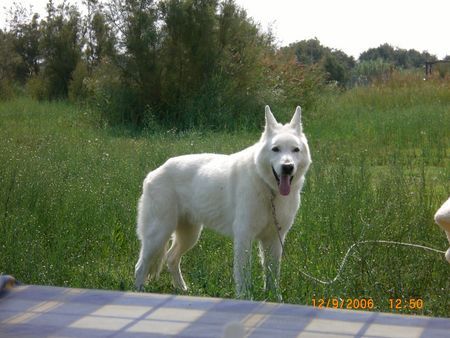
[[272, 166, 293, 196]]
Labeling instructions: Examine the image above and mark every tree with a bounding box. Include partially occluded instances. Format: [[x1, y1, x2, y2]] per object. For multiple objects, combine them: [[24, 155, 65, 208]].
[[39, 0, 83, 98], [84, 0, 116, 68], [0, 29, 23, 99], [157, 0, 272, 126], [2, 0, 325, 128], [90, 11, 116, 63], [359, 43, 437, 68], [291, 38, 325, 65], [159, 0, 219, 115], [281, 38, 355, 85], [6, 4, 41, 83]]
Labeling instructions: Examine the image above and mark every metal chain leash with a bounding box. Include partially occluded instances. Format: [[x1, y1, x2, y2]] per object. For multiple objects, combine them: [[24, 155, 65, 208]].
[[270, 190, 285, 256], [268, 188, 446, 285]]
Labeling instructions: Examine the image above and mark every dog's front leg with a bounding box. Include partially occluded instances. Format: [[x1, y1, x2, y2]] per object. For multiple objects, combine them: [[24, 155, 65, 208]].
[[260, 236, 283, 302], [233, 234, 253, 299]]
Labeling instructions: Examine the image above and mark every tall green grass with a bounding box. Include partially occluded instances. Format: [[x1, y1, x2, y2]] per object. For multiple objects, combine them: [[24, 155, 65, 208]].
[[0, 77, 449, 316]]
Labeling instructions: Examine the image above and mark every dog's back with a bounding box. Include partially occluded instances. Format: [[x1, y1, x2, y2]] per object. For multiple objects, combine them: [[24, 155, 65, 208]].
[[139, 148, 258, 236]]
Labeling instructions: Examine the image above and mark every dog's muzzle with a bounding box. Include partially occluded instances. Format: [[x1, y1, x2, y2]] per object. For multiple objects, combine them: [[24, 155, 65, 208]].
[[272, 166, 294, 196], [281, 163, 294, 175]]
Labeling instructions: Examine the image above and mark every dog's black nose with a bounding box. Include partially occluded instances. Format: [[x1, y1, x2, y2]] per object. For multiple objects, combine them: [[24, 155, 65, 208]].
[[281, 163, 294, 175]]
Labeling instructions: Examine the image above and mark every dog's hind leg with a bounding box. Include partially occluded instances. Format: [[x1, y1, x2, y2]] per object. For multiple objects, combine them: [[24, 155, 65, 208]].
[[135, 190, 177, 291], [166, 222, 202, 291], [135, 232, 171, 291]]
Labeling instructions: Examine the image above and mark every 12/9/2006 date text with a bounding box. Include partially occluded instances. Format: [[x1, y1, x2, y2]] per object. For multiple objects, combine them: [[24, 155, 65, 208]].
[[311, 298, 374, 310]]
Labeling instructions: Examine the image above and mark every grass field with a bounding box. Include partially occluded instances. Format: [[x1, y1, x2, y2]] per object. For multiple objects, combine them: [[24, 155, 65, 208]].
[[1, 77, 449, 316]]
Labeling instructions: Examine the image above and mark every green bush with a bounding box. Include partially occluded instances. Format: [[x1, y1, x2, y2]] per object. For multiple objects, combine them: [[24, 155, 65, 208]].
[[352, 59, 393, 85], [26, 74, 50, 101], [68, 60, 89, 102], [281, 38, 355, 86], [262, 53, 326, 116], [84, 59, 148, 127], [0, 79, 16, 100]]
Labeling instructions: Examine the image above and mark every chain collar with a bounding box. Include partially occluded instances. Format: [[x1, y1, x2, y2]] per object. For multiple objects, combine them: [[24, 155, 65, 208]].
[[270, 190, 286, 256], [270, 190, 282, 231]]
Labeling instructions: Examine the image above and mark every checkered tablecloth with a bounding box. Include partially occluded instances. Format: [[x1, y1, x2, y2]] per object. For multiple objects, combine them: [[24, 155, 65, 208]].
[[0, 285, 448, 337]]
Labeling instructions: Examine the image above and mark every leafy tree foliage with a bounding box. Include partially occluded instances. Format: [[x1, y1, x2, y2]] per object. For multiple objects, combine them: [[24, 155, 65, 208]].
[[351, 59, 393, 85], [1, 0, 442, 128], [91, 0, 277, 128], [0, 30, 23, 99], [39, 0, 83, 98], [282, 38, 355, 85], [155, 0, 273, 127], [84, 0, 116, 68], [292, 38, 325, 65], [262, 50, 325, 112], [2, 4, 40, 86], [102, 0, 162, 124], [359, 43, 437, 68], [8, 12, 40, 83], [0, 31, 19, 80]]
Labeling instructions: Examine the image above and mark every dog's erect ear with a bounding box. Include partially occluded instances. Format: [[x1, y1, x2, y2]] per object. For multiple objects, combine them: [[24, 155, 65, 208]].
[[265, 105, 278, 132], [289, 106, 302, 133]]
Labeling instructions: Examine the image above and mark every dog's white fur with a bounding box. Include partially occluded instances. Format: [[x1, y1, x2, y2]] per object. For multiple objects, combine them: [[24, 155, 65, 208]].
[[134, 106, 311, 298], [434, 197, 450, 263]]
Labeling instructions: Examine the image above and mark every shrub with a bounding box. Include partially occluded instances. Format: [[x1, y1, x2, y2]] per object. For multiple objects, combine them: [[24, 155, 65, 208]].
[[0, 79, 16, 100], [68, 60, 89, 102], [352, 59, 393, 85], [26, 74, 50, 101], [262, 53, 325, 115], [84, 59, 146, 126]]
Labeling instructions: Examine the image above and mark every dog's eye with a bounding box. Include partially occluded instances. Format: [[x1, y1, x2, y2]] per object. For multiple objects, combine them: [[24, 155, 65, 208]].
[[293, 147, 300, 153], [272, 146, 280, 152]]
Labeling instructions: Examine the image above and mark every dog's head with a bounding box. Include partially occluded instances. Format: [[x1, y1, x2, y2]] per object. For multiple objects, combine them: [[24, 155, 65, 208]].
[[256, 105, 311, 196]]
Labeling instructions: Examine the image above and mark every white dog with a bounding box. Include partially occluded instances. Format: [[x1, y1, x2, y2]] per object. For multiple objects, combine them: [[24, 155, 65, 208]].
[[135, 106, 311, 298], [434, 197, 450, 263]]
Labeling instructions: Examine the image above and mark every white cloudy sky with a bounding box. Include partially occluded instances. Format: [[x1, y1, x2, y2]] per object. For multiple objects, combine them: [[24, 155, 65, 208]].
[[1, 0, 449, 59]]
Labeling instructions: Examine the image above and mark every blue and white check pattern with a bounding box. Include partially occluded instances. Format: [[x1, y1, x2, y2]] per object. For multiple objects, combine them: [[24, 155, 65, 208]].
[[0, 285, 449, 337]]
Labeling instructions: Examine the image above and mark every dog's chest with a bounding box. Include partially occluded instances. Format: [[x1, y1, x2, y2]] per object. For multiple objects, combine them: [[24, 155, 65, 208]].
[[270, 195, 300, 230]]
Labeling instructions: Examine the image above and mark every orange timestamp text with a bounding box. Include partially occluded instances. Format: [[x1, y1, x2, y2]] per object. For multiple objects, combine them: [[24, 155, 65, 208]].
[[311, 297, 375, 310], [388, 298, 424, 310]]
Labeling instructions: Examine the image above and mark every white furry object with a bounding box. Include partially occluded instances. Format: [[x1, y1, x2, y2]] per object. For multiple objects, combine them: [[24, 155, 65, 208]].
[[434, 197, 450, 263], [134, 106, 311, 298]]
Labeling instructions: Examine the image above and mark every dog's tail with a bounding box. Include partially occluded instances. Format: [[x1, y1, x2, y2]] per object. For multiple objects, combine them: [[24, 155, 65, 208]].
[[136, 177, 177, 283]]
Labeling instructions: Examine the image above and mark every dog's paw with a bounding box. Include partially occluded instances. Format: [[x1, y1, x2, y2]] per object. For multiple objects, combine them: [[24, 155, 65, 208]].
[[172, 281, 188, 292], [276, 292, 283, 303], [235, 290, 253, 301], [265, 290, 283, 303]]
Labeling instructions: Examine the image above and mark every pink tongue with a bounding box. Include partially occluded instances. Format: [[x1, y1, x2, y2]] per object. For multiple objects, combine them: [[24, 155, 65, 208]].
[[279, 175, 291, 196]]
